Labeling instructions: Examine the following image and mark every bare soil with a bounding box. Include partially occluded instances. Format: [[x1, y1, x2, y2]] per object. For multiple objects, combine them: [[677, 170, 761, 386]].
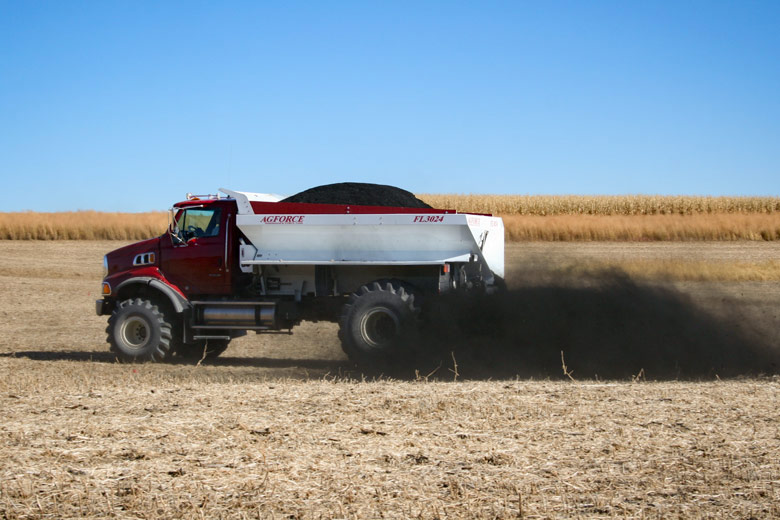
[[1, 240, 779, 518]]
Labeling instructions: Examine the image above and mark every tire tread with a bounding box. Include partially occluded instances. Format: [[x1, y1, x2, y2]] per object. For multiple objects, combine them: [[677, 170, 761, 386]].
[[107, 298, 174, 363], [338, 280, 420, 364]]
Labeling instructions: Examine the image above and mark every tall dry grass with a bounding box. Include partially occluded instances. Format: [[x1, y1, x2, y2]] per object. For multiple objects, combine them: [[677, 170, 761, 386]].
[[503, 214, 780, 241], [419, 194, 780, 216], [2, 196, 780, 240], [0, 211, 167, 240], [419, 194, 780, 240]]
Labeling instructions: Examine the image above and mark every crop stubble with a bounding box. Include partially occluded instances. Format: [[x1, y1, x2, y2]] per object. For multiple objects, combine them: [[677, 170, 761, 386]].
[[0, 241, 779, 518], [2, 376, 778, 519]]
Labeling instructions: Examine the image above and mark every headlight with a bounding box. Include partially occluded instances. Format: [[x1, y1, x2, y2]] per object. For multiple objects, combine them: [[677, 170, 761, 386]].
[[103, 255, 108, 277]]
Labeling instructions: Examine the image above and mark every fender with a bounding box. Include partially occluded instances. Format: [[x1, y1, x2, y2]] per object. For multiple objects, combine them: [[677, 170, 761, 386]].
[[115, 277, 190, 314]]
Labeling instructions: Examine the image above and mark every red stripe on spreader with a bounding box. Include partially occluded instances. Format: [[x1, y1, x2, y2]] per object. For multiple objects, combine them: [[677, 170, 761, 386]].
[[249, 201, 457, 215]]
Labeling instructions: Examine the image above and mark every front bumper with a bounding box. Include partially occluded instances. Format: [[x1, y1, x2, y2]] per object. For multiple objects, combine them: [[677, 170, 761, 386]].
[[96, 299, 113, 316]]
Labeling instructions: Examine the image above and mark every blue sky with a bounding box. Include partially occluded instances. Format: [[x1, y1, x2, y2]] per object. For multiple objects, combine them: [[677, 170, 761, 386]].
[[1, 1, 778, 212]]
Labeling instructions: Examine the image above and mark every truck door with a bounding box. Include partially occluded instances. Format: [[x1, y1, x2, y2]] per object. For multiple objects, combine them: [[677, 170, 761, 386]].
[[161, 206, 232, 296]]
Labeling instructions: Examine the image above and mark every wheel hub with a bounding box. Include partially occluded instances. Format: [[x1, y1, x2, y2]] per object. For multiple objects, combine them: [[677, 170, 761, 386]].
[[360, 307, 400, 348], [120, 316, 150, 350]]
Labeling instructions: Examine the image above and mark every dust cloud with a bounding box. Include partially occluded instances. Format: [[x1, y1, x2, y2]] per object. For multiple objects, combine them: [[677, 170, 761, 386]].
[[412, 269, 779, 380]]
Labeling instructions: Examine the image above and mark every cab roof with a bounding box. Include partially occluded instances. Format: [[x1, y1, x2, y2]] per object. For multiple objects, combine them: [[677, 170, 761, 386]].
[[173, 189, 283, 211]]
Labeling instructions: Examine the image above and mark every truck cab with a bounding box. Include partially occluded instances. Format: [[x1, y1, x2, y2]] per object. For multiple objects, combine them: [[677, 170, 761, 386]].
[[98, 195, 244, 361], [162, 199, 236, 296]]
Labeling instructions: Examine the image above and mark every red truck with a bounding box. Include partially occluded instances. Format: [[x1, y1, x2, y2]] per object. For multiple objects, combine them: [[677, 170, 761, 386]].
[[97, 188, 504, 364]]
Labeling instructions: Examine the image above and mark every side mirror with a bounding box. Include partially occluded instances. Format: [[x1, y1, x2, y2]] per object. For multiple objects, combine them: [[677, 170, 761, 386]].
[[168, 208, 187, 246], [169, 225, 186, 246]]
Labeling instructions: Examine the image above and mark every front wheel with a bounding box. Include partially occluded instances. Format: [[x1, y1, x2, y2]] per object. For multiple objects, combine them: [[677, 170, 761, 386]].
[[339, 282, 419, 364], [107, 298, 173, 362]]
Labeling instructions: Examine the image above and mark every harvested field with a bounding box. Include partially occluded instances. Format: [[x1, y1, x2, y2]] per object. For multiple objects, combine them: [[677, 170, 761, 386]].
[[1, 240, 779, 518], [2, 372, 778, 519], [508, 242, 780, 281]]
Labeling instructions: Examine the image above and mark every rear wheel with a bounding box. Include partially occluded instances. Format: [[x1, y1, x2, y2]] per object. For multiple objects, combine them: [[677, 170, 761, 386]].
[[339, 281, 419, 364], [107, 298, 173, 362]]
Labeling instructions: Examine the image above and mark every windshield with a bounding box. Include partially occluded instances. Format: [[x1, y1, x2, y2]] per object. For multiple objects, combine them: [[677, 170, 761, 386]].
[[176, 208, 222, 241]]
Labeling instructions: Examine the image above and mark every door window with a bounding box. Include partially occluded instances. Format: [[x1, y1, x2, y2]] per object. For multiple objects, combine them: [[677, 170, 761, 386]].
[[178, 208, 222, 240]]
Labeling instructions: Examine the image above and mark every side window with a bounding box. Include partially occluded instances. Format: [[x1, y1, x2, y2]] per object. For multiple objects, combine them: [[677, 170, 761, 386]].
[[178, 208, 222, 240]]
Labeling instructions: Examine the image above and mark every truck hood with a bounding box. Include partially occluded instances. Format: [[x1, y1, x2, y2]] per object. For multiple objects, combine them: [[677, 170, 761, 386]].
[[105, 237, 161, 276]]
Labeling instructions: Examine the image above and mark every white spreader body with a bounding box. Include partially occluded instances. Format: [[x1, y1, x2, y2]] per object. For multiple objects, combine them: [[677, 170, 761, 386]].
[[220, 188, 504, 282]]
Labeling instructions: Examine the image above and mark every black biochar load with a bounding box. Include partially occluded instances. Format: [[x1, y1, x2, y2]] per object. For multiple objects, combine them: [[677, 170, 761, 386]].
[[281, 182, 431, 209]]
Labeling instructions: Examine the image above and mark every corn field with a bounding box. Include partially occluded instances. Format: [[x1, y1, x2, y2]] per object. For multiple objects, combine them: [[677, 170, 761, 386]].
[[419, 194, 780, 216], [0, 211, 168, 240], [2, 195, 780, 241]]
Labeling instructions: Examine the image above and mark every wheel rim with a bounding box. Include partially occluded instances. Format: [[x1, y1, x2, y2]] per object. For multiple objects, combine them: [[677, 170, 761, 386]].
[[360, 307, 400, 348], [120, 316, 151, 350]]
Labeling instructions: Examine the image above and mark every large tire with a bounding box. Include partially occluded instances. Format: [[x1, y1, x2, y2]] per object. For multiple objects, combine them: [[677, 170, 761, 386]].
[[107, 298, 173, 362], [339, 281, 419, 364], [175, 339, 230, 360]]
